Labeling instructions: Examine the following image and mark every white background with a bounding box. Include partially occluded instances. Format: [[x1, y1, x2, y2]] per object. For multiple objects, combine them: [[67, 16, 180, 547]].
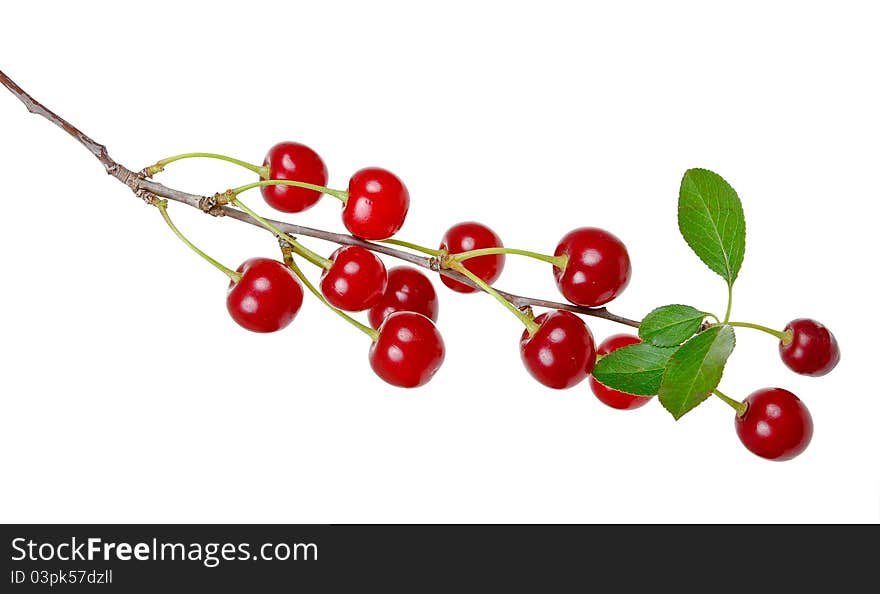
[[1, 1, 877, 523]]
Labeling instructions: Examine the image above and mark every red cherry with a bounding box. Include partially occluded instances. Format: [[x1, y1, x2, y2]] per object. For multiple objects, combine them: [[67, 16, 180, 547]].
[[260, 141, 328, 213], [319, 246, 388, 312], [343, 167, 410, 240], [368, 266, 439, 330], [553, 227, 631, 307], [735, 388, 813, 461], [369, 312, 445, 388], [227, 258, 304, 333], [439, 221, 505, 293], [779, 318, 840, 377], [519, 310, 596, 389], [589, 334, 652, 410]]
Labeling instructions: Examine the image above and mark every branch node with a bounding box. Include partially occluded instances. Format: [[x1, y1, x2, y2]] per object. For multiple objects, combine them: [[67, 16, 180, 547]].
[[519, 304, 535, 319], [428, 256, 441, 272], [214, 189, 235, 206], [139, 165, 161, 178], [436, 249, 456, 270], [198, 194, 227, 217], [278, 240, 295, 266], [135, 188, 161, 206]]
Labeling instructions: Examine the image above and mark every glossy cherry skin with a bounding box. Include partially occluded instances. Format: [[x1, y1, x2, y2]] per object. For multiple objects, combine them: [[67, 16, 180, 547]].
[[343, 167, 410, 240], [369, 312, 445, 388], [553, 227, 631, 307], [368, 266, 439, 330], [260, 141, 329, 213], [520, 310, 596, 389], [227, 258, 304, 333], [589, 334, 652, 410], [779, 318, 840, 377], [319, 246, 388, 312], [735, 388, 813, 461], [439, 221, 506, 293]]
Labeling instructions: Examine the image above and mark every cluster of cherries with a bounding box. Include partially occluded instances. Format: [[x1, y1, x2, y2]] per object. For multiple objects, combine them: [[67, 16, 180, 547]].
[[221, 141, 635, 391], [179, 141, 839, 462]]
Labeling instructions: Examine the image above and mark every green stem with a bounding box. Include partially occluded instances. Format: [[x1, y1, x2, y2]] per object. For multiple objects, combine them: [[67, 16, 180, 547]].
[[147, 152, 267, 177], [230, 197, 333, 269], [155, 201, 241, 282], [232, 179, 348, 202], [379, 238, 440, 256], [284, 253, 380, 341], [449, 261, 541, 335], [705, 312, 721, 324], [723, 283, 733, 323], [726, 321, 791, 343], [454, 247, 568, 268], [714, 389, 747, 417]]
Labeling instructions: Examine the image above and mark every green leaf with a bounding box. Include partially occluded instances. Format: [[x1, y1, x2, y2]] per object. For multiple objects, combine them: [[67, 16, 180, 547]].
[[678, 168, 746, 287], [639, 304, 708, 347], [592, 343, 678, 396], [658, 325, 736, 420]]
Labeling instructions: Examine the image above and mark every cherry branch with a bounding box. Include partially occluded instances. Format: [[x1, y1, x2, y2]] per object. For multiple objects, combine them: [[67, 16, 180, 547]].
[[0, 69, 639, 328]]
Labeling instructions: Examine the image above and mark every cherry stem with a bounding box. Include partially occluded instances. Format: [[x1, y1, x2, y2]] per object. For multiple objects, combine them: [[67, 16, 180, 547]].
[[453, 246, 568, 268], [448, 261, 541, 335], [379, 238, 440, 256], [155, 200, 241, 283], [282, 248, 380, 341], [726, 321, 792, 343], [714, 389, 747, 417], [145, 152, 267, 177], [232, 179, 349, 202], [230, 197, 333, 269], [723, 283, 733, 323]]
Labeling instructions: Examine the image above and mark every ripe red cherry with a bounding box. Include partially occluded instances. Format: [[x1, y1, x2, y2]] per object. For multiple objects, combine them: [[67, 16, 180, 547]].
[[519, 310, 596, 389], [319, 246, 388, 312], [589, 334, 652, 410], [779, 318, 840, 377], [227, 258, 304, 333], [343, 167, 410, 240], [553, 227, 631, 307], [260, 141, 328, 213], [439, 221, 505, 293], [369, 312, 445, 388], [735, 388, 813, 461], [368, 266, 439, 330]]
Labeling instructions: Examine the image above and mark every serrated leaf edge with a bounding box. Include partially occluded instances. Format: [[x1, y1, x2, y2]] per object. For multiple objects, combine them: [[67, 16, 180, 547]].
[[639, 304, 708, 347], [592, 344, 677, 396], [678, 168, 747, 288], [659, 325, 736, 420]]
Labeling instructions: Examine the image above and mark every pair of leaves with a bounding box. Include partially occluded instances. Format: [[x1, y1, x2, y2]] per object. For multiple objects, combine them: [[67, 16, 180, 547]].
[[590, 303, 710, 396], [593, 302, 736, 420], [591, 168, 746, 420], [592, 324, 736, 420]]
